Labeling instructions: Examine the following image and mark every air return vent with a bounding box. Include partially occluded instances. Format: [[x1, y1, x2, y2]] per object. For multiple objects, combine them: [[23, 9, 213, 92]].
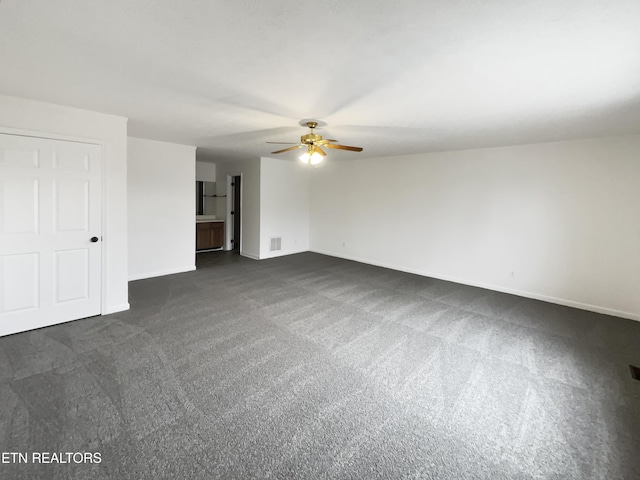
[[270, 237, 282, 252]]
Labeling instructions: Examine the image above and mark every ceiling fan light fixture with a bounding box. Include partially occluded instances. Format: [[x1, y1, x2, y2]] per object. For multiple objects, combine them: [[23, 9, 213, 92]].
[[309, 152, 323, 165], [299, 147, 323, 165], [299, 151, 310, 164]]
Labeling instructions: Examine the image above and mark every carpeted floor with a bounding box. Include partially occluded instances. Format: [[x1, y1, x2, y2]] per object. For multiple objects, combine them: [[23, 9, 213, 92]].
[[1, 251, 639, 479]]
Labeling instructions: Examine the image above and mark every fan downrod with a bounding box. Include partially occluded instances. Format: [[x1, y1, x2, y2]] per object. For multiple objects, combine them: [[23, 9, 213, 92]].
[[301, 121, 321, 144]]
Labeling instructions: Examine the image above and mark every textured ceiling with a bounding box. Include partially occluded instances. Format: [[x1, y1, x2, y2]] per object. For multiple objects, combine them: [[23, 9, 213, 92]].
[[1, 0, 640, 163]]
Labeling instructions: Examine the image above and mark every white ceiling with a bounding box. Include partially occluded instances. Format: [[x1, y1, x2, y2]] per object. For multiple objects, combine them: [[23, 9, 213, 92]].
[[1, 0, 640, 163]]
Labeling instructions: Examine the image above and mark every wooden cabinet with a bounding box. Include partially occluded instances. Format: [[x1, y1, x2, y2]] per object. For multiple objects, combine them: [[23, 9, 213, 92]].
[[196, 222, 224, 250]]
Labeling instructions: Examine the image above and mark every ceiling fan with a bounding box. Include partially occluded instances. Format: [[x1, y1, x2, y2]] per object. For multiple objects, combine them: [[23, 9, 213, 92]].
[[267, 121, 363, 165]]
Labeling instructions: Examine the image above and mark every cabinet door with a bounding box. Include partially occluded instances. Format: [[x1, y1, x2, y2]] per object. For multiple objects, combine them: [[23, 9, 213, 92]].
[[196, 223, 213, 250], [212, 223, 224, 248], [196, 222, 224, 250]]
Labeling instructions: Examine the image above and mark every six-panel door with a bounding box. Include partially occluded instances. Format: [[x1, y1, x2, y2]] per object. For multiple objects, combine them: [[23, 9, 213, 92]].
[[0, 134, 102, 336]]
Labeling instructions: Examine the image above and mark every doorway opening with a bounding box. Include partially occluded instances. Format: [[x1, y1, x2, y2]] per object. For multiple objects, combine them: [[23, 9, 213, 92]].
[[228, 174, 242, 253]]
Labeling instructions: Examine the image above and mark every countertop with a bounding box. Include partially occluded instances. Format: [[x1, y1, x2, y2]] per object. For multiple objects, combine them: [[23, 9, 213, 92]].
[[196, 218, 224, 223]]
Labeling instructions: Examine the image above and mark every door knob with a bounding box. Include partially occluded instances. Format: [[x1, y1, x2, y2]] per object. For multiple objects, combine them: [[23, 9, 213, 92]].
[[90, 236, 99, 243]]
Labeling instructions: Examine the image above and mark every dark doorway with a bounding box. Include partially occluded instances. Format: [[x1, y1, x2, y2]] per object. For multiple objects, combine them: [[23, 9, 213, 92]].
[[232, 175, 241, 251]]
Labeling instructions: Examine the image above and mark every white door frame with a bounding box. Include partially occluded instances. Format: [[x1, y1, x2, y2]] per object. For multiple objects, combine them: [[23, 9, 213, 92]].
[[225, 173, 243, 252], [0, 126, 108, 315]]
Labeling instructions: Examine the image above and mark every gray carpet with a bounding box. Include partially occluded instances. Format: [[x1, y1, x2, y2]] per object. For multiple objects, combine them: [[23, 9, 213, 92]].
[[1, 251, 639, 479]]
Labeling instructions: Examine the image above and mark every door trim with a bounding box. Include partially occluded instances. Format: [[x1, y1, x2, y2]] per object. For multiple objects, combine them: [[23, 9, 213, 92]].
[[0, 126, 108, 315]]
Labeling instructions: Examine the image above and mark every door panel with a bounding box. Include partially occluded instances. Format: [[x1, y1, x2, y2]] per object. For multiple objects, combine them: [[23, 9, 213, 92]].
[[1, 146, 39, 168], [55, 249, 89, 303], [1, 253, 39, 314], [54, 179, 89, 232], [0, 133, 102, 336], [1, 178, 39, 234], [53, 150, 89, 171]]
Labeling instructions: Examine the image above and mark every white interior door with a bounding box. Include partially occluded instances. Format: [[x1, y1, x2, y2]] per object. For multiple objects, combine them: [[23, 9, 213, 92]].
[[0, 133, 102, 336]]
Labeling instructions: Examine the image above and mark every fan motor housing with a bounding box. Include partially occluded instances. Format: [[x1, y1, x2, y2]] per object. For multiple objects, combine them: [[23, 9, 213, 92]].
[[301, 133, 322, 144]]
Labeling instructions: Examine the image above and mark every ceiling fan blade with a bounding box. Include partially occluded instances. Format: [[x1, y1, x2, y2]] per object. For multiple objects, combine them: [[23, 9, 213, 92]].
[[324, 144, 363, 152], [266, 141, 299, 144], [314, 146, 326, 156], [271, 145, 304, 154], [316, 139, 339, 145]]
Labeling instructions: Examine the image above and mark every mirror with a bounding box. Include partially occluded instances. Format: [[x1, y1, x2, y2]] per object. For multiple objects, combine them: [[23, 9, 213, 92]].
[[196, 181, 217, 215]]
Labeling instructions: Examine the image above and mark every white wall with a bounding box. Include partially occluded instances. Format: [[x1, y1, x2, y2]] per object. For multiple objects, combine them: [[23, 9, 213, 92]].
[[128, 137, 196, 280], [0, 94, 129, 314], [216, 158, 261, 258], [196, 161, 216, 182], [260, 157, 310, 258], [310, 135, 640, 321]]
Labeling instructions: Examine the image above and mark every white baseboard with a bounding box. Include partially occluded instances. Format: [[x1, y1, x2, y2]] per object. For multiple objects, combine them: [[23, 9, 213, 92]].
[[260, 248, 309, 260], [103, 303, 130, 315], [128, 265, 196, 282], [241, 251, 260, 260], [309, 249, 640, 322]]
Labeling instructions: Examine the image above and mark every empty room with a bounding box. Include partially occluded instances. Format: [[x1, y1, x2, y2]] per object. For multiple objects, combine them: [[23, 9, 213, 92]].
[[1, 1, 639, 479]]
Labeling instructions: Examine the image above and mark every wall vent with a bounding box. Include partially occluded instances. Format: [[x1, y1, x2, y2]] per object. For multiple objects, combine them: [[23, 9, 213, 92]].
[[270, 237, 282, 252]]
